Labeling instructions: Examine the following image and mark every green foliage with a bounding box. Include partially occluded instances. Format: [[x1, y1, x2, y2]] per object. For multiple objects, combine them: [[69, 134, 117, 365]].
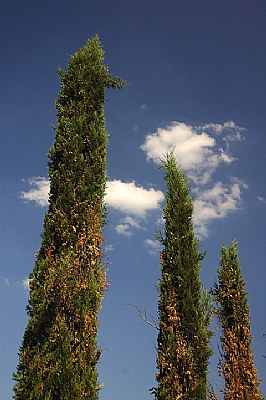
[[212, 241, 263, 400], [154, 153, 212, 400], [13, 36, 125, 400]]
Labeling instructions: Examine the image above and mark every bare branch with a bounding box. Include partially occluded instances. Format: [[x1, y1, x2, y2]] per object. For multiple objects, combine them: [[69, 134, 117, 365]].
[[127, 304, 159, 330]]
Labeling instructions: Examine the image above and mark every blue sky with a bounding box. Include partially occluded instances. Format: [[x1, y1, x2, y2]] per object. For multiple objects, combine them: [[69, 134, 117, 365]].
[[1, 1, 266, 399]]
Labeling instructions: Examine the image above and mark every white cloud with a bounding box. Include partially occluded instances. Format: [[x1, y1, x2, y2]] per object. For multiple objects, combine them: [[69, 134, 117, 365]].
[[19, 119, 246, 239], [121, 216, 141, 228], [201, 120, 245, 135], [140, 104, 147, 111], [20, 177, 164, 237], [257, 196, 266, 203], [115, 216, 141, 237], [20, 177, 49, 206], [0, 276, 33, 291], [201, 120, 245, 152], [193, 178, 248, 237], [106, 180, 164, 217], [105, 244, 115, 252], [140, 121, 243, 184], [3, 278, 10, 286], [116, 223, 133, 237], [144, 238, 162, 255], [141, 122, 214, 168], [22, 278, 31, 291], [20, 178, 164, 218], [106, 180, 164, 237]]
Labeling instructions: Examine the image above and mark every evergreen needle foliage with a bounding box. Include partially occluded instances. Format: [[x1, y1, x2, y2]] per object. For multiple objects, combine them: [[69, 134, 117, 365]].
[[13, 36, 125, 400], [153, 153, 212, 400], [213, 241, 263, 400]]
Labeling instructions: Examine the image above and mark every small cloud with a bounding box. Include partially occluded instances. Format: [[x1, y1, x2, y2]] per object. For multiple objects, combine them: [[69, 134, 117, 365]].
[[115, 216, 141, 237], [140, 104, 147, 111], [3, 278, 10, 286], [144, 238, 162, 255], [121, 216, 141, 228], [115, 223, 133, 237], [257, 196, 266, 203], [201, 121, 245, 152], [156, 216, 164, 226], [105, 244, 115, 252], [193, 178, 248, 237], [106, 180, 164, 217], [21, 278, 31, 291], [201, 120, 245, 135], [20, 177, 49, 206], [132, 124, 138, 131]]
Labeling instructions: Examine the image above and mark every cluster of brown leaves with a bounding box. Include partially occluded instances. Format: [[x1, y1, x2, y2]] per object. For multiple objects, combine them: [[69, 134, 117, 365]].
[[219, 325, 263, 400], [156, 289, 196, 400]]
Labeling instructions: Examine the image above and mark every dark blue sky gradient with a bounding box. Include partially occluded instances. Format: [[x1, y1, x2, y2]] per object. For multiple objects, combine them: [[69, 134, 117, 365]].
[[1, 1, 266, 399]]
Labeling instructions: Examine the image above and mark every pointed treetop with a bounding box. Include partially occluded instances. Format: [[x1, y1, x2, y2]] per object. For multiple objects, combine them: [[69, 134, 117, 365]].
[[60, 35, 126, 90]]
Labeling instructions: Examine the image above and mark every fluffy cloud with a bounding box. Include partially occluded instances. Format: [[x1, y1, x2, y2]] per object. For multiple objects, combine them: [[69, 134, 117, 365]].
[[115, 216, 141, 237], [19, 174, 247, 238], [2, 278, 10, 287], [20, 178, 164, 236], [21, 176, 164, 238], [22, 278, 31, 291], [201, 120, 245, 136], [201, 120, 245, 151], [257, 196, 266, 203], [144, 238, 162, 255], [20, 178, 164, 218], [140, 121, 242, 184], [20, 120, 246, 238], [106, 180, 164, 217], [20, 177, 49, 206], [0, 277, 32, 291], [193, 178, 248, 237], [105, 243, 115, 252]]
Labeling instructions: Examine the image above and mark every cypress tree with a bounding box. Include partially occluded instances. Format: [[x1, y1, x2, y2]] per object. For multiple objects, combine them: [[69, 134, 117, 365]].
[[153, 153, 212, 400], [212, 241, 263, 400], [14, 36, 125, 400]]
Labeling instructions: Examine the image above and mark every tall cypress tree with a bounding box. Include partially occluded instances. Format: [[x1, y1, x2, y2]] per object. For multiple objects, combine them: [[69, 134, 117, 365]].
[[212, 241, 263, 400], [154, 153, 212, 400], [14, 36, 125, 400]]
